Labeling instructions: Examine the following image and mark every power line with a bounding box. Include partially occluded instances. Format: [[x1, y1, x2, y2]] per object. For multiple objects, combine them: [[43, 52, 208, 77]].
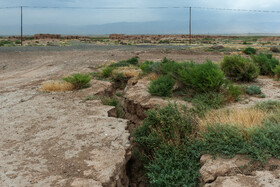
[[0, 6, 20, 9], [192, 6, 280, 13], [1, 6, 280, 13]]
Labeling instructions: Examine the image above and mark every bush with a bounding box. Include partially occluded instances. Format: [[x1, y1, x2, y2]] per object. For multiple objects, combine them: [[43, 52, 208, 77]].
[[192, 92, 226, 116], [110, 57, 139, 68], [178, 60, 225, 92], [0, 40, 14, 46], [251, 53, 279, 76], [226, 83, 243, 101], [101, 66, 115, 78], [63, 73, 91, 89], [133, 103, 196, 153], [126, 57, 139, 65], [248, 122, 280, 160], [148, 75, 176, 97], [221, 55, 259, 81], [160, 60, 184, 76], [254, 100, 280, 113], [273, 65, 280, 79], [101, 96, 125, 118], [244, 85, 262, 95], [200, 123, 248, 157], [243, 47, 257, 55], [200, 122, 280, 161], [101, 96, 118, 106], [146, 144, 200, 187], [140, 61, 161, 74], [15, 40, 21, 44]]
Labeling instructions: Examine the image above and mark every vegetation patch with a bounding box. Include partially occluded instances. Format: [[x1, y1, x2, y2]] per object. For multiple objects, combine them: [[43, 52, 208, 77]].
[[243, 47, 257, 55], [198, 108, 267, 129], [178, 60, 225, 93], [101, 96, 125, 118], [225, 83, 243, 101], [109, 57, 139, 68], [243, 85, 262, 95], [251, 53, 279, 76], [148, 75, 176, 97], [132, 102, 280, 186], [221, 55, 259, 81], [40, 80, 74, 92], [191, 92, 226, 116], [63, 73, 91, 90]]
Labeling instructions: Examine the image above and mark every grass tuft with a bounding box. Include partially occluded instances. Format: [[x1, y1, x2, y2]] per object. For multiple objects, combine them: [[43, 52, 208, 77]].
[[40, 80, 74, 92]]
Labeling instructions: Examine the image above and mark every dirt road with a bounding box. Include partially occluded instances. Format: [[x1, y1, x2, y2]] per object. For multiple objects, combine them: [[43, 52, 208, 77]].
[[0, 45, 223, 186]]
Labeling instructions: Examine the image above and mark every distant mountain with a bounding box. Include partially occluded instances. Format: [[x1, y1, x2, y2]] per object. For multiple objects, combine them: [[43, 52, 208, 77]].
[[1, 20, 280, 36]]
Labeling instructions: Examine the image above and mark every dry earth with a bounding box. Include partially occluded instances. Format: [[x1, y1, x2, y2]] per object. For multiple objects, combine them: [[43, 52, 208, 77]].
[[0, 46, 223, 187]]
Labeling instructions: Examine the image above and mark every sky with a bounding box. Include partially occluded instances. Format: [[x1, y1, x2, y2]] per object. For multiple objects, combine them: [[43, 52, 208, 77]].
[[1, 0, 280, 35]]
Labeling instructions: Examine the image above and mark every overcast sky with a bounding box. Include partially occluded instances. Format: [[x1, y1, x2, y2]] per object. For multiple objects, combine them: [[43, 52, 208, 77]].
[[1, 0, 280, 35]]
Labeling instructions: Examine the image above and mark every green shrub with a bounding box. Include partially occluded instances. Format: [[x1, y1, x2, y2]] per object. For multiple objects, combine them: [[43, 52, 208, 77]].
[[110, 57, 139, 68], [63, 73, 91, 89], [243, 47, 257, 55], [133, 104, 196, 153], [148, 75, 176, 97], [191, 92, 226, 116], [226, 83, 243, 101], [140, 61, 161, 74], [273, 65, 280, 78], [101, 96, 118, 106], [251, 53, 279, 76], [101, 66, 115, 78], [146, 144, 200, 187], [15, 40, 21, 44], [101, 96, 125, 118], [0, 40, 14, 46], [178, 60, 225, 92], [159, 40, 170, 44], [244, 85, 262, 95], [254, 100, 280, 113], [221, 55, 259, 81], [126, 57, 139, 65], [110, 61, 130, 68], [248, 122, 280, 160], [199, 123, 248, 157], [160, 60, 184, 76]]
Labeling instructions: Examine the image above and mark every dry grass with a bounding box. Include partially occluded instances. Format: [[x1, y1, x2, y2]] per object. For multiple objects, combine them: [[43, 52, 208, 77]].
[[198, 108, 268, 129], [113, 66, 140, 78], [142, 73, 160, 81], [40, 80, 74, 92]]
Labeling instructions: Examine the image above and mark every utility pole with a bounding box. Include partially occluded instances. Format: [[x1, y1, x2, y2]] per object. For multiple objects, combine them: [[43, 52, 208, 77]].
[[189, 6, 192, 44], [21, 6, 23, 46]]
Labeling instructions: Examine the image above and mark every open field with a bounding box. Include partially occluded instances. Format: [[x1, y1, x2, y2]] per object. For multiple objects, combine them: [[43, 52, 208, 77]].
[[1, 42, 280, 186]]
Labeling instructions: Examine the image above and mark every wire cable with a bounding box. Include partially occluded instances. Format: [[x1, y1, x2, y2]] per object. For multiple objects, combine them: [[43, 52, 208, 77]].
[[1, 5, 280, 13]]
